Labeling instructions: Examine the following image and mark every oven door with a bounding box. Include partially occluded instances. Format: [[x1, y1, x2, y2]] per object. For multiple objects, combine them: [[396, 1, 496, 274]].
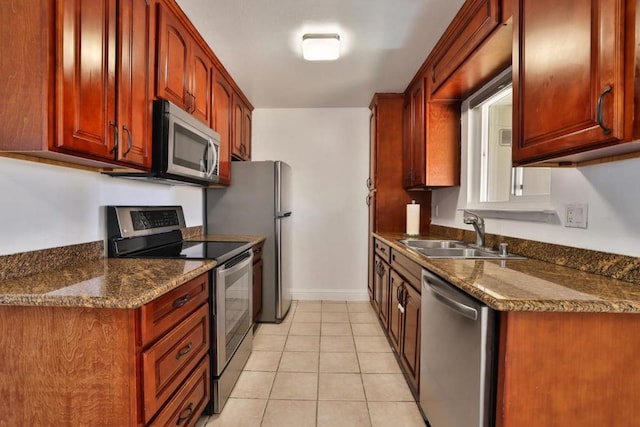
[[213, 250, 253, 375]]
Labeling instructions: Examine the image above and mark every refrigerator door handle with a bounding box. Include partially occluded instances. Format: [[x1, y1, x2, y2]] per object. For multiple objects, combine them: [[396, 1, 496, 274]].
[[276, 211, 292, 218]]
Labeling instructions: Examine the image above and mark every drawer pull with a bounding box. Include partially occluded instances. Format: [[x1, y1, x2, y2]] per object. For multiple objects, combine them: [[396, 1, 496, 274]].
[[172, 294, 190, 308], [176, 402, 194, 425], [176, 343, 193, 360]]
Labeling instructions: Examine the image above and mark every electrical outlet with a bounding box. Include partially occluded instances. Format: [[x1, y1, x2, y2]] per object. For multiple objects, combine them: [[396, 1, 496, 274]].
[[565, 203, 588, 229]]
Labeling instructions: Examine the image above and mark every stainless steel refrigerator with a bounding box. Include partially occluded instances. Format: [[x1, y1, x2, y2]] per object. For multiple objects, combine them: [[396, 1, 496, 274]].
[[205, 161, 292, 323]]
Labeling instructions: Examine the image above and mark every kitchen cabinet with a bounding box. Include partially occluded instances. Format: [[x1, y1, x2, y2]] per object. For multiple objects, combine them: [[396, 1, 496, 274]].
[[0, 0, 152, 169], [58, 0, 152, 168], [368, 94, 430, 305], [402, 73, 461, 189], [512, 0, 638, 165], [232, 95, 252, 160], [156, 0, 213, 126], [0, 273, 210, 426], [496, 311, 640, 426], [374, 255, 391, 329], [213, 70, 234, 184], [252, 241, 264, 322], [429, 0, 501, 95]]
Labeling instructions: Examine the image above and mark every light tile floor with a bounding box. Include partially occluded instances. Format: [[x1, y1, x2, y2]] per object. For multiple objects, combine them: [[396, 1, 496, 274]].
[[205, 300, 426, 427]]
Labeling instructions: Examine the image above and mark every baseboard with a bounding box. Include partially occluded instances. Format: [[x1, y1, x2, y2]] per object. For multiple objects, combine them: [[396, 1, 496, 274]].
[[291, 288, 369, 301]]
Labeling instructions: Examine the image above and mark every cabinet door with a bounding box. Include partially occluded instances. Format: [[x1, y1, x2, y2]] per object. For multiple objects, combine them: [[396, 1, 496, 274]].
[[56, 0, 116, 159], [388, 270, 403, 354], [232, 95, 245, 159], [243, 106, 252, 160], [213, 71, 233, 184], [404, 78, 426, 189], [513, 0, 625, 164], [253, 258, 263, 322], [156, 3, 189, 110], [379, 259, 391, 330], [190, 43, 213, 125], [401, 282, 421, 392], [116, 0, 151, 168]]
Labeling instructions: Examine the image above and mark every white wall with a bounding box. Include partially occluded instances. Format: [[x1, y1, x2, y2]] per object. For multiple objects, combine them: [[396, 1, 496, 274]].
[[432, 127, 640, 257], [0, 157, 203, 256], [252, 108, 370, 301]]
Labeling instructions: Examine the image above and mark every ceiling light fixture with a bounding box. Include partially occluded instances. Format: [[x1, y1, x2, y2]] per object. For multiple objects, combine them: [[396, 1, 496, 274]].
[[302, 33, 340, 61]]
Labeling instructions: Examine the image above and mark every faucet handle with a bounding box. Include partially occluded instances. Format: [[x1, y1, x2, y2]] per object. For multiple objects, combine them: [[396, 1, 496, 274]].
[[499, 243, 509, 257]]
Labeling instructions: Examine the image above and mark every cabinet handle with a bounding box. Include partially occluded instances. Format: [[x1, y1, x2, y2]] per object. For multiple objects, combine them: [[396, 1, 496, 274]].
[[366, 177, 372, 190], [122, 125, 133, 157], [172, 294, 190, 308], [366, 194, 372, 206], [109, 121, 118, 155], [175, 342, 193, 360], [176, 402, 194, 425], [597, 85, 612, 135], [191, 93, 197, 113]]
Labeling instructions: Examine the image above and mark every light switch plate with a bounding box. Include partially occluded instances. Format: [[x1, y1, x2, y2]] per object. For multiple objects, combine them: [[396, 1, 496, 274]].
[[565, 203, 588, 229]]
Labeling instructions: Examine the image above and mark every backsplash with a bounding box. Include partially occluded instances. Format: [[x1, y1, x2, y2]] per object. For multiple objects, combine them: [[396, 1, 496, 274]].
[[431, 225, 640, 284]]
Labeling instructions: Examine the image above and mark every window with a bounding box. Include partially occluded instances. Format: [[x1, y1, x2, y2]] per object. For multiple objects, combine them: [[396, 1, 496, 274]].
[[465, 68, 552, 211]]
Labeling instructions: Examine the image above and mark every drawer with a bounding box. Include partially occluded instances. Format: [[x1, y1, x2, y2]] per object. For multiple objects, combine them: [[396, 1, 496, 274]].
[[374, 239, 391, 263], [140, 273, 209, 345], [252, 241, 264, 263], [149, 356, 210, 427], [142, 304, 210, 423], [391, 249, 422, 292]]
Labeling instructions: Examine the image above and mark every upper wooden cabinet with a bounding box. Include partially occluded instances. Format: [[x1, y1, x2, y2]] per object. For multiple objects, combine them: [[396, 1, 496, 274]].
[[430, 0, 502, 95], [403, 74, 461, 189], [213, 70, 234, 184], [232, 95, 252, 160], [156, 1, 213, 126], [0, 0, 151, 169], [513, 0, 636, 165]]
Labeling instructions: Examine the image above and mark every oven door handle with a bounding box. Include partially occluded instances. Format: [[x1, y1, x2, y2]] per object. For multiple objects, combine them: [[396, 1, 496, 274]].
[[218, 251, 253, 276]]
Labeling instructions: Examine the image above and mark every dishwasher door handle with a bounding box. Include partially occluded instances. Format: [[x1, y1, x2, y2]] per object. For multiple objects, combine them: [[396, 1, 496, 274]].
[[424, 279, 478, 320]]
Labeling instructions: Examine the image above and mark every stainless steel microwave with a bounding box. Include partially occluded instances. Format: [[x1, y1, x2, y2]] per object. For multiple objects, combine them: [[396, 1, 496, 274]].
[[152, 99, 220, 185], [104, 99, 220, 186]]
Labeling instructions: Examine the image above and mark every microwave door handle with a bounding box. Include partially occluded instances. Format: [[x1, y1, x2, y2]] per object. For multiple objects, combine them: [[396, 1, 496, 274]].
[[208, 139, 217, 177], [204, 139, 216, 177]]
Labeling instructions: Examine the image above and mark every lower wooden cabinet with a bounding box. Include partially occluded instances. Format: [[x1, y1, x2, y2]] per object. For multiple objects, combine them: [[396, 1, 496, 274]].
[[0, 272, 211, 426], [252, 241, 264, 322], [372, 239, 421, 395]]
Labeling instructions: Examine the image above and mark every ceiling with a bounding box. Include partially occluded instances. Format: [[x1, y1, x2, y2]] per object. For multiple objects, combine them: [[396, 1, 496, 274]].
[[176, 0, 466, 109]]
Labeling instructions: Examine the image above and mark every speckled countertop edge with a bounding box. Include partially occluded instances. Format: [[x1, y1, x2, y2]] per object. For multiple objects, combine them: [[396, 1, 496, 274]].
[[375, 231, 640, 313], [0, 232, 265, 309]]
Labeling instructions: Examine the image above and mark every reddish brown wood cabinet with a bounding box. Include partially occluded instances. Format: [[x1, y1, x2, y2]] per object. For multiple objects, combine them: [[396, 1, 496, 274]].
[[513, 0, 637, 165], [403, 72, 461, 190], [0, 0, 152, 168], [156, 1, 213, 126], [232, 95, 252, 160], [0, 273, 211, 426], [213, 71, 234, 184], [252, 241, 264, 322]]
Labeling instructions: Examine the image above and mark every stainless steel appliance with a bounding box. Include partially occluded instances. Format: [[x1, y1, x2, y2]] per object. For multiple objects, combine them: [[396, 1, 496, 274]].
[[106, 206, 253, 414], [105, 100, 220, 186], [205, 160, 292, 323], [420, 269, 497, 427]]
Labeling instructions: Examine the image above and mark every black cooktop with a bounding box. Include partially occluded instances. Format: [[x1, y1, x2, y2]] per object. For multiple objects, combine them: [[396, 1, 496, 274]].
[[126, 240, 251, 263]]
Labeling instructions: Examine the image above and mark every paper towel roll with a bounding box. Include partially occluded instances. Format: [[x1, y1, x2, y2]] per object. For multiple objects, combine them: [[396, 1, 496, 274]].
[[406, 201, 420, 236]]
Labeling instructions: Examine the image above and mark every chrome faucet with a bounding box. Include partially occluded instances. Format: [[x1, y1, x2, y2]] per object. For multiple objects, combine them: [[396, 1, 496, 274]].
[[463, 211, 485, 247]]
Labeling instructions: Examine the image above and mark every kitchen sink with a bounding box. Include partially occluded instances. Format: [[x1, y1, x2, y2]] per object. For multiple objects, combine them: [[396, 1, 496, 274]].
[[398, 239, 526, 260], [398, 239, 467, 249]]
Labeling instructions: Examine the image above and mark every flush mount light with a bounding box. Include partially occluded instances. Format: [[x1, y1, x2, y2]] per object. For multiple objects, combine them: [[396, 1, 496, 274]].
[[302, 33, 340, 61]]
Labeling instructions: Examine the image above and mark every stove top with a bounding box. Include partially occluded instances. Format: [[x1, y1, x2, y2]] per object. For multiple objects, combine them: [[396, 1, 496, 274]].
[[129, 240, 251, 263], [106, 206, 252, 263]]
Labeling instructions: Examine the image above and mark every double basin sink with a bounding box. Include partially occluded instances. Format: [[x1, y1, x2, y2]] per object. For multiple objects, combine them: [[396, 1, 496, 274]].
[[398, 239, 526, 260]]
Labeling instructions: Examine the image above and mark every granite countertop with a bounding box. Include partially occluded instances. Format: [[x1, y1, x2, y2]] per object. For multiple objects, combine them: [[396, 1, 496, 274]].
[[0, 233, 265, 309], [375, 232, 640, 313]]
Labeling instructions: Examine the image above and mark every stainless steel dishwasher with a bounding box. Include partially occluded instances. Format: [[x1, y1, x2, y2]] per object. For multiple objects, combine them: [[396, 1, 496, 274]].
[[420, 269, 497, 427]]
